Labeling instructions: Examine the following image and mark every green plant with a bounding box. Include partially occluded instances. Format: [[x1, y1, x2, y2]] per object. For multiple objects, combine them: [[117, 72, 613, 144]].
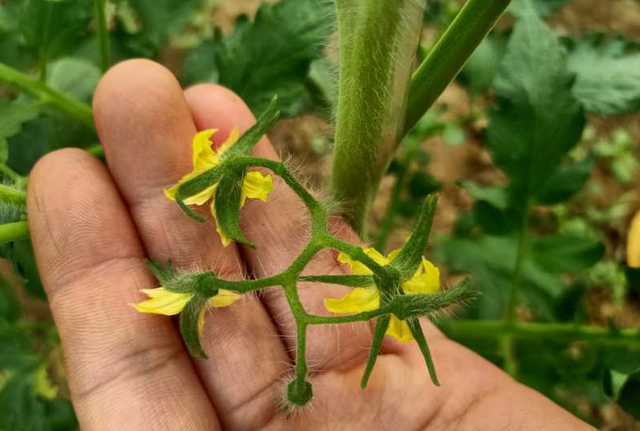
[[1, 0, 640, 428]]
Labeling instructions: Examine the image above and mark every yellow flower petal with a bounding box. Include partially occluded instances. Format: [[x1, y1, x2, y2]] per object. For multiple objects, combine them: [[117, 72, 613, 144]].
[[325, 287, 380, 313], [337, 247, 389, 276], [387, 248, 402, 262], [241, 171, 273, 206], [386, 316, 414, 342], [628, 209, 640, 268], [216, 127, 240, 156], [210, 289, 242, 307], [132, 287, 192, 315], [402, 257, 440, 294], [193, 129, 221, 170]]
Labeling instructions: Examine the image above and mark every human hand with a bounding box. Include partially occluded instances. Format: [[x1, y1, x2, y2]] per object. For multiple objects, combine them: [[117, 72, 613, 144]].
[[28, 59, 595, 431]]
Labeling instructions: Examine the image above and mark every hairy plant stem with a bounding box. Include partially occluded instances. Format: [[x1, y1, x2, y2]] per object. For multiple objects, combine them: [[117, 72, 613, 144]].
[[0, 62, 94, 129], [404, 0, 513, 135], [94, 0, 111, 73], [331, 0, 426, 234], [0, 185, 26, 206], [0, 221, 29, 245]]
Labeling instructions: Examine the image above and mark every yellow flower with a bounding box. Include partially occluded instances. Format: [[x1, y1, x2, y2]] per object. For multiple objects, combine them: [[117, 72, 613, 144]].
[[628, 209, 640, 268], [325, 248, 440, 342], [132, 287, 242, 335], [165, 129, 273, 246]]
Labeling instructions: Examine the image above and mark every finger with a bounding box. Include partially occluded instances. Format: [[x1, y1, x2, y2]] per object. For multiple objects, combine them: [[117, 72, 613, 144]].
[[94, 62, 289, 429], [185, 84, 375, 372], [28, 149, 219, 430]]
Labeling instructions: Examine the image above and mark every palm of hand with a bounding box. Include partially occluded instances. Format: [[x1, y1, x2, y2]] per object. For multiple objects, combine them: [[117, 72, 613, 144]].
[[28, 60, 592, 431]]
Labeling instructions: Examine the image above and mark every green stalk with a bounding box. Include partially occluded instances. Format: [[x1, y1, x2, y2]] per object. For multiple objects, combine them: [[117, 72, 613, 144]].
[[506, 204, 530, 324], [441, 320, 640, 347], [0, 185, 26, 206], [0, 62, 94, 129], [331, 0, 426, 234], [404, 0, 512, 135], [94, 0, 111, 73], [0, 222, 30, 244]]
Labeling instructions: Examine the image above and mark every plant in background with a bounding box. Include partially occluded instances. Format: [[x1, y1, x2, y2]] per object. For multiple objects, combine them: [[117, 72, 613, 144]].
[[0, 0, 640, 428]]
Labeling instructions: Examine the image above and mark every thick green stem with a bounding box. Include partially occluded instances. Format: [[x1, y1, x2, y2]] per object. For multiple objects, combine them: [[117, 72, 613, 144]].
[[331, 0, 426, 234], [506, 205, 530, 324], [0, 222, 30, 244], [404, 0, 512, 135], [94, 0, 111, 73], [0, 185, 26, 206], [441, 320, 640, 347], [0, 62, 94, 129]]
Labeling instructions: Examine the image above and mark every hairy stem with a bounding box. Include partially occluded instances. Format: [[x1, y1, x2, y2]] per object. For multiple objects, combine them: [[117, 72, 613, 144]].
[[0, 185, 26, 206], [331, 0, 426, 234], [0, 62, 94, 129], [404, 0, 513, 135], [0, 222, 30, 244]]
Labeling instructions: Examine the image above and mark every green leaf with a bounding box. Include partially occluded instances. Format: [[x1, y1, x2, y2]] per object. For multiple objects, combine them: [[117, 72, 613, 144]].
[[179, 296, 207, 359], [509, 0, 571, 16], [604, 368, 640, 420], [487, 8, 585, 207], [0, 274, 20, 323], [536, 156, 594, 205], [567, 35, 640, 116], [459, 180, 509, 210], [184, 0, 334, 116], [18, 0, 93, 61], [127, 0, 207, 52], [47, 58, 100, 102], [213, 170, 253, 247], [458, 34, 507, 93], [0, 371, 47, 431], [0, 100, 43, 146], [531, 235, 604, 274]]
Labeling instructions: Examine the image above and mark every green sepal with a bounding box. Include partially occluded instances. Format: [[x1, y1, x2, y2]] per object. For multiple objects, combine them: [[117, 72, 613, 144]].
[[147, 260, 221, 297], [147, 260, 178, 285], [361, 315, 391, 389], [298, 274, 374, 287], [390, 194, 438, 279], [225, 96, 281, 157], [175, 166, 225, 223], [180, 296, 208, 359], [391, 277, 474, 320], [214, 170, 254, 247], [407, 318, 439, 386], [286, 378, 313, 407]]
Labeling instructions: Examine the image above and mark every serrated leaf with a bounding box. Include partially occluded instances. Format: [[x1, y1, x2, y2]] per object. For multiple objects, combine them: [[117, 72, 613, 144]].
[[536, 156, 594, 205], [127, 0, 206, 52], [487, 8, 585, 208], [214, 170, 252, 247], [18, 0, 93, 61], [568, 35, 640, 116], [179, 296, 207, 359], [184, 0, 334, 116], [531, 235, 604, 274]]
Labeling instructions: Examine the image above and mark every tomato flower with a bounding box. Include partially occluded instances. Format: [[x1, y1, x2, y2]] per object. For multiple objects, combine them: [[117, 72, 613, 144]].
[[132, 287, 241, 335], [165, 128, 273, 246], [325, 247, 440, 342]]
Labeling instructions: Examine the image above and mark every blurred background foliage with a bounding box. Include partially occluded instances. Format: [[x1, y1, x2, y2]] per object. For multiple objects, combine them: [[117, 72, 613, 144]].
[[0, 0, 639, 429]]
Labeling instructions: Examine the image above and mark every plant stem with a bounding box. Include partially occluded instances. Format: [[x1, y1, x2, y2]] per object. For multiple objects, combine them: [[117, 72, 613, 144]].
[[441, 320, 640, 347], [331, 0, 426, 234], [0, 221, 30, 244], [0, 185, 26, 206], [0, 62, 94, 130], [94, 0, 111, 73], [506, 205, 530, 324], [404, 0, 513, 135]]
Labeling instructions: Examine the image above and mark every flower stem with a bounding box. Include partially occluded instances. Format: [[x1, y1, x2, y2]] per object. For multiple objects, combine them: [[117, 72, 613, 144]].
[[404, 0, 513, 135], [0, 62, 94, 129], [94, 0, 111, 73], [0, 221, 30, 244], [331, 0, 426, 234]]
